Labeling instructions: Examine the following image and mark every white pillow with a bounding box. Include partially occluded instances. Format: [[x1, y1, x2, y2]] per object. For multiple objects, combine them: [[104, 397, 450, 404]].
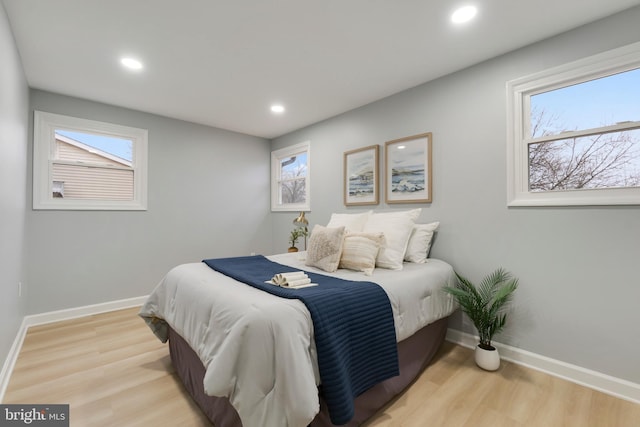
[[326, 211, 372, 232], [339, 232, 384, 276], [404, 222, 439, 263], [305, 225, 345, 273], [363, 209, 421, 270]]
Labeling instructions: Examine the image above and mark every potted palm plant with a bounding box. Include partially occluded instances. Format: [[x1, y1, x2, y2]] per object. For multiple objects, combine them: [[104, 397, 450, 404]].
[[288, 228, 303, 252], [288, 226, 309, 252], [444, 268, 518, 371]]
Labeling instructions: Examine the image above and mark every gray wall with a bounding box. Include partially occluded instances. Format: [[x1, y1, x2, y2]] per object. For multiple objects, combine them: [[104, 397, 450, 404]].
[[26, 90, 273, 314], [272, 7, 640, 384], [0, 3, 28, 368]]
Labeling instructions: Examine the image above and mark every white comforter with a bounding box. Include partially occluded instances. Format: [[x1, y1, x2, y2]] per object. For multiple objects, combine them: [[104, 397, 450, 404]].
[[139, 253, 457, 427]]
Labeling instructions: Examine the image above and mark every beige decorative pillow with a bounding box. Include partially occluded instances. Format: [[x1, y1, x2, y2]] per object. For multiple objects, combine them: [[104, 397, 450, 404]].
[[305, 225, 346, 273], [339, 232, 384, 276]]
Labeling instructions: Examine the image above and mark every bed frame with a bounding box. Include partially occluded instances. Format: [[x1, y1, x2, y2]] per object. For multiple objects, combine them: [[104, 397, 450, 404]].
[[168, 315, 449, 426]]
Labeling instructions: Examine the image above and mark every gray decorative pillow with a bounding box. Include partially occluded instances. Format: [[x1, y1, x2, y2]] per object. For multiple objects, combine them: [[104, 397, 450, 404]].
[[305, 225, 345, 273]]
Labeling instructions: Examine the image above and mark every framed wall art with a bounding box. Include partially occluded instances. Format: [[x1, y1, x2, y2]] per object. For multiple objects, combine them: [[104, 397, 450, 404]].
[[344, 144, 379, 206], [385, 132, 432, 204]]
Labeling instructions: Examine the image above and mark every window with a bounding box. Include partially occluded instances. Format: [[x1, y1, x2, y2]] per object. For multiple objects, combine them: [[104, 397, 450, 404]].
[[33, 111, 148, 210], [507, 42, 640, 206], [271, 141, 310, 211]]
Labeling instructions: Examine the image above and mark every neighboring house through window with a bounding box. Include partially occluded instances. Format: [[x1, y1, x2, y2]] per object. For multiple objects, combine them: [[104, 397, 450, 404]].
[[507, 42, 640, 206], [271, 141, 311, 211], [33, 111, 148, 210]]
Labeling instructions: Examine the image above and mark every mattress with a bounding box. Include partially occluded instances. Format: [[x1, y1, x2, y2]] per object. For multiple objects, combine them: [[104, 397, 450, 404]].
[[139, 253, 457, 427]]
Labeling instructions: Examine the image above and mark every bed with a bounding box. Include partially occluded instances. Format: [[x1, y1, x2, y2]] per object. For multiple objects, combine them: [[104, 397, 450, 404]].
[[139, 210, 457, 427]]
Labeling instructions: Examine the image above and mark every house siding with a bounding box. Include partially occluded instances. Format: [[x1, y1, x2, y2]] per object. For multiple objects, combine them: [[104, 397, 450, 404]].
[[52, 139, 134, 200]]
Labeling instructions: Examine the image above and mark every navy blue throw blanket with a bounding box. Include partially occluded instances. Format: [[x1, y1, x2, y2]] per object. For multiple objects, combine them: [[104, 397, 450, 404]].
[[202, 255, 399, 425]]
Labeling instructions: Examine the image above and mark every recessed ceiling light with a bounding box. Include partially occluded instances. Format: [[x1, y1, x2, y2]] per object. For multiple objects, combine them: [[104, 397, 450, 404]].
[[451, 6, 477, 24], [120, 57, 143, 70], [271, 105, 285, 114]]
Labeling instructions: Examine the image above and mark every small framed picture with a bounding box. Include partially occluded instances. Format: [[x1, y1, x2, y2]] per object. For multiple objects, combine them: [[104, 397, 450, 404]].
[[385, 132, 432, 204], [344, 145, 379, 206]]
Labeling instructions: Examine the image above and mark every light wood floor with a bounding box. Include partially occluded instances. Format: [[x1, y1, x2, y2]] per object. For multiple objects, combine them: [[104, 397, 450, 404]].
[[3, 308, 639, 426]]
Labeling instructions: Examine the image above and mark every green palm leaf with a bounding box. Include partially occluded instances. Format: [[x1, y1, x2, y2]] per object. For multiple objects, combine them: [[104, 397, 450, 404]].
[[444, 268, 518, 348]]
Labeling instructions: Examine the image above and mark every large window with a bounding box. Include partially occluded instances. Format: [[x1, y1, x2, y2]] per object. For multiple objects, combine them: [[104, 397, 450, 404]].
[[507, 42, 640, 206], [33, 111, 148, 210], [271, 141, 310, 211]]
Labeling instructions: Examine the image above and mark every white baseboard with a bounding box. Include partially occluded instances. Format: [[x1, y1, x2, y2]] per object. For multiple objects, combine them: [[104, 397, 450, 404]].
[[21, 295, 148, 328], [0, 295, 148, 403], [446, 328, 640, 405], [0, 317, 29, 404]]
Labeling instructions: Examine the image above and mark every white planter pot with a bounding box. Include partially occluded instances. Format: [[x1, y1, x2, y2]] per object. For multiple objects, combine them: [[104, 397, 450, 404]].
[[474, 344, 500, 371]]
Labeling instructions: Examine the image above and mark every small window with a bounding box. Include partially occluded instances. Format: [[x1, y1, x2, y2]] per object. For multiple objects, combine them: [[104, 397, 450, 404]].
[[507, 42, 640, 206], [33, 111, 148, 210], [271, 141, 311, 211]]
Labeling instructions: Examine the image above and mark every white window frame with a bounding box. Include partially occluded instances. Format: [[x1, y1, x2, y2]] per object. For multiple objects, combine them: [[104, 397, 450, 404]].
[[271, 141, 311, 212], [507, 42, 640, 206], [33, 111, 148, 210]]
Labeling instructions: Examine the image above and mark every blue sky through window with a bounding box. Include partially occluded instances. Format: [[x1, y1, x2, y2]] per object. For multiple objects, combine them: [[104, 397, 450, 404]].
[[281, 153, 307, 179], [529, 67, 640, 188], [531, 67, 640, 135], [56, 130, 133, 162]]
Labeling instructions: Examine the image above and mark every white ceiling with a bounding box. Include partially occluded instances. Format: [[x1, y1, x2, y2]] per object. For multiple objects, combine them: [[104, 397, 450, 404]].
[[3, 0, 640, 139]]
